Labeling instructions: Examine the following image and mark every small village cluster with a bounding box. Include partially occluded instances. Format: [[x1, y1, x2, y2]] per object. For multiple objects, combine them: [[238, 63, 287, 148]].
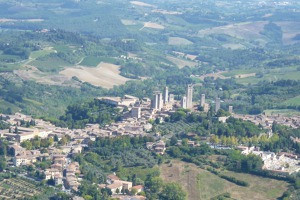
[[1, 86, 300, 198]]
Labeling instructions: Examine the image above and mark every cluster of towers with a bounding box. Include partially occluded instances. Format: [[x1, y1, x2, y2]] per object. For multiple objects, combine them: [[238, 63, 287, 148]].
[[151, 87, 174, 110], [180, 85, 228, 113], [181, 84, 198, 110], [151, 85, 233, 113]]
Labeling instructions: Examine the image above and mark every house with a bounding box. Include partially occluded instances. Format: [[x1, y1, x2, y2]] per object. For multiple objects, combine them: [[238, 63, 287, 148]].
[[132, 185, 144, 193], [13, 149, 49, 167], [54, 173, 63, 185], [107, 182, 123, 194], [14, 155, 37, 167], [107, 174, 120, 184], [154, 141, 166, 155], [9, 144, 26, 156], [106, 174, 133, 194], [45, 168, 61, 180]]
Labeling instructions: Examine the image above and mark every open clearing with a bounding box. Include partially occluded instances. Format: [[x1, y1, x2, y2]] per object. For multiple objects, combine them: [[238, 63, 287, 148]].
[[198, 21, 268, 43], [166, 56, 197, 68], [143, 22, 165, 29], [168, 37, 193, 45], [121, 19, 137, 26], [222, 69, 259, 77], [0, 18, 44, 23], [198, 21, 300, 45], [152, 9, 182, 15], [14, 65, 75, 86], [222, 43, 245, 49], [282, 95, 300, 106], [198, 71, 228, 80], [264, 109, 300, 117], [59, 62, 130, 88], [130, 1, 156, 8], [275, 21, 300, 45], [160, 160, 289, 200], [236, 70, 300, 85]]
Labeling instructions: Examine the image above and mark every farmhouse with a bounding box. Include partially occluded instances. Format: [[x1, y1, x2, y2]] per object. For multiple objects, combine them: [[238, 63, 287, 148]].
[[105, 174, 133, 194]]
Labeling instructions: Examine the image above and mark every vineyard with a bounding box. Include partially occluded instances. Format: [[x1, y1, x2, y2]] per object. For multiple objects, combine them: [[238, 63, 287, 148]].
[[0, 177, 42, 199]]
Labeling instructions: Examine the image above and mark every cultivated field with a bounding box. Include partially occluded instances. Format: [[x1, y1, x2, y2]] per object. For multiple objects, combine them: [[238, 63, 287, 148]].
[[59, 62, 130, 88], [160, 160, 289, 200], [198, 71, 228, 80], [275, 21, 300, 45], [0, 178, 42, 199], [14, 65, 73, 86], [282, 95, 300, 106], [152, 9, 182, 15], [143, 22, 165, 30], [197, 21, 300, 45], [130, 1, 156, 8], [166, 56, 197, 68], [121, 19, 137, 26], [222, 43, 245, 49], [198, 21, 268, 45], [0, 18, 44, 23], [264, 109, 300, 117], [235, 70, 300, 85], [168, 37, 193, 45]]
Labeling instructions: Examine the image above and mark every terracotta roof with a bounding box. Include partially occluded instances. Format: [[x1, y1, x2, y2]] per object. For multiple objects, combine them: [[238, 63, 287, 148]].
[[107, 174, 120, 181], [107, 182, 123, 189], [132, 185, 144, 190]]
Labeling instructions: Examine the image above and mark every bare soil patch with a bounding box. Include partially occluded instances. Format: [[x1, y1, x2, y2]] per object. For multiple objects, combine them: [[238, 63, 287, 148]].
[[143, 22, 165, 29], [0, 18, 44, 22], [234, 73, 256, 78], [14, 65, 74, 86], [59, 62, 130, 88], [121, 19, 137, 26], [130, 1, 156, 8], [152, 9, 182, 15]]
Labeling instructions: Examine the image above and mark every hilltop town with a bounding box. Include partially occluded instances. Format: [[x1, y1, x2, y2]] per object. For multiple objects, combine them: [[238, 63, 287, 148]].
[[0, 84, 300, 199]]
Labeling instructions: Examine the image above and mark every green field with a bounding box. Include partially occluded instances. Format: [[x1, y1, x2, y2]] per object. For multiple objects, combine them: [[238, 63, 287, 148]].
[[29, 56, 70, 73], [264, 109, 300, 117], [23, 98, 43, 106], [79, 56, 117, 67], [283, 95, 300, 106], [117, 166, 160, 182], [222, 69, 258, 77], [30, 48, 55, 60], [79, 56, 103, 67], [53, 45, 72, 53], [160, 160, 289, 200], [236, 70, 300, 85], [0, 100, 20, 113]]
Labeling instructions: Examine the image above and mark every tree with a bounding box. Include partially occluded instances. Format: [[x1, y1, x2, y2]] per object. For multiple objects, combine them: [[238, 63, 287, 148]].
[[159, 183, 187, 200], [146, 177, 163, 193], [170, 136, 178, 146], [54, 134, 59, 142], [21, 140, 32, 150], [131, 188, 138, 196], [116, 188, 120, 194], [0, 156, 6, 171]]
